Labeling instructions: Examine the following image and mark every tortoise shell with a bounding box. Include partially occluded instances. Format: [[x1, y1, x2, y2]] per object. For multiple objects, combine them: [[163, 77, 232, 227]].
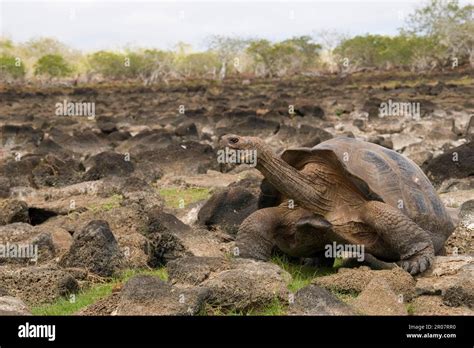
[[263, 136, 454, 241]]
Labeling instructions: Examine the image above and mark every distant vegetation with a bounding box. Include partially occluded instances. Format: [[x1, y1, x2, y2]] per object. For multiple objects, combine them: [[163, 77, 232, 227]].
[[0, 0, 472, 83]]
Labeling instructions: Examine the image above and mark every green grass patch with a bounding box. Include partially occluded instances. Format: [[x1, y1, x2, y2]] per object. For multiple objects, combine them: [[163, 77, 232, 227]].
[[445, 75, 474, 86], [158, 186, 211, 208], [248, 298, 286, 316], [31, 267, 167, 316], [271, 254, 336, 293], [200, 304, 246, 316], [88, 194, 123, 213], [333, 257, 345, 268], [31, 282, 116, 316], [201, 298, 287, 316]]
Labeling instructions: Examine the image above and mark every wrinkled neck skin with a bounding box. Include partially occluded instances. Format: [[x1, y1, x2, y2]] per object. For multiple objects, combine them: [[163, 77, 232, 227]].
[[255, 145, 331, 215]]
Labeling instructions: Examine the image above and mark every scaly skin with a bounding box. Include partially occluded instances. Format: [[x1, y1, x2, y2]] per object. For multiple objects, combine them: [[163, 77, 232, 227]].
[[235, 208, 277, 260], [236, 206, 333, 260], [360, 201, 435, 274]]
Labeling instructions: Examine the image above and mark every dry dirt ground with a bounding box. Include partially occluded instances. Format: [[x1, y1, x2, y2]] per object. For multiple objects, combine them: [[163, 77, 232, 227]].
[[0, 68, 472, 316]]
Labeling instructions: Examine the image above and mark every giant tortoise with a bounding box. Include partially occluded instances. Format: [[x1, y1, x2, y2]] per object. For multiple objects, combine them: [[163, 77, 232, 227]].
[[220, 135, 455, 275]]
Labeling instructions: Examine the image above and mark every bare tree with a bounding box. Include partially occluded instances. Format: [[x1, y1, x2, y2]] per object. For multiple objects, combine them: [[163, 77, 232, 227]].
[[206, 36, 249, 79]]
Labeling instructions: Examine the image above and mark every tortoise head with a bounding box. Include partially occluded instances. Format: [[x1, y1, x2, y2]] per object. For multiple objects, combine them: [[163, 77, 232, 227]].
[[220, 134, 266, 152], [220, 134, 270, 167], [221, 134, 327, 214]]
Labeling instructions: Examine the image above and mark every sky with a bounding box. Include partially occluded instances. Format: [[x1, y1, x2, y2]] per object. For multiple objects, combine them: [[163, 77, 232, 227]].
[[0, 0, 450, 52]]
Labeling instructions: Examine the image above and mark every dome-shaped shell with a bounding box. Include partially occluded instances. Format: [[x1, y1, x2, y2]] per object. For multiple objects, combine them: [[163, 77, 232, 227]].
[[279, 137, 455, 239]]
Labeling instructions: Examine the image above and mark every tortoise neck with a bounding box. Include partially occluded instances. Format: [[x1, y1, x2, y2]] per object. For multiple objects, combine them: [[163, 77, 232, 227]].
[[256, 149, 331, 215]]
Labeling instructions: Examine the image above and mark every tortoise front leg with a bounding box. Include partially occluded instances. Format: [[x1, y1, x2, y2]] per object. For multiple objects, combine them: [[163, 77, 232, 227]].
[[360, 201, 435, 275], [235, 207, 280, 261]]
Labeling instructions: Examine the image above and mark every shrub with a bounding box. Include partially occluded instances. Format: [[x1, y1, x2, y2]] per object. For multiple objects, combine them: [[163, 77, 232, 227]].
[[0, 55, 26, 79], [34, 54, 73, 78]]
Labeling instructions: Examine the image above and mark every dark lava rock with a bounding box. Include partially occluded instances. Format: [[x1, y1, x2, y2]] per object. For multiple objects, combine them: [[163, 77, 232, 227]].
[[0, 266, 79, 306], [287, 284, 356, 315], [314, 267, 416, 300], [31, 232, 56, 262], [0, 287, 10, 297], [31, 154, 84, 188], [136, 141, 216, 175], [83, 151, 135, 180], [122, 129, 174, 155], [133, 161, 163, 183], [416, 99, 436, 118], [0, 200, 29, 225], [415, 256, 472, 306], [175, 120, 198, 137], [200, 258, 291, 311], [216, 116, 280, 137], [258, 178, 281, 208], [294, 105, 325, 118], [144, 210, 193, 266], [0, 125, 43, 147], [418, 82, 444, 96], [368, 135, 394, 149], [353, 119, 367, 131], [60, 220, 124, 277], [116, 275, 209, 315], [276, 125, 333, 147], [459, 200, 474, 224], [143, 210, 222, 267], [465, 115, 473, 140], [107, 130, 132, 142], [423, 142, 474, 186], [65, 129, 105, 153], [351, 277, 408, 315], [100, 176, 163, 211], [96, 116, 118, 134], [0, 223, 57, 264], [443, 277, 474, 309], [0, 176, 10, 198], [197, 186, 258, 235], [299, 125, 333, 147], [35, 138, 74, 159], [362, 97, 383, 120], [0, 155, 42, 187], [168, 256, 291, 312], [167, 256, 232, 286]]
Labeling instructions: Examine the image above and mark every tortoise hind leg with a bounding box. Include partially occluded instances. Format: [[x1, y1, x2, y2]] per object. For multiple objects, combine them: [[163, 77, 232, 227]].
[[235, 207, 279, 261], [360, 201, 435, 275]]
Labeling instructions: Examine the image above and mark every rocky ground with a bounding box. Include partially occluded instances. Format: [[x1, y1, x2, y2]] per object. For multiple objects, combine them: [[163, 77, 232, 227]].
[[0, 69, 472, 316]]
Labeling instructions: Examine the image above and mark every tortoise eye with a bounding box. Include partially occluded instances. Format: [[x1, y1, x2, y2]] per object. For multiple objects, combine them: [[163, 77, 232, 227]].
[[229, 137, 239, 144]]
